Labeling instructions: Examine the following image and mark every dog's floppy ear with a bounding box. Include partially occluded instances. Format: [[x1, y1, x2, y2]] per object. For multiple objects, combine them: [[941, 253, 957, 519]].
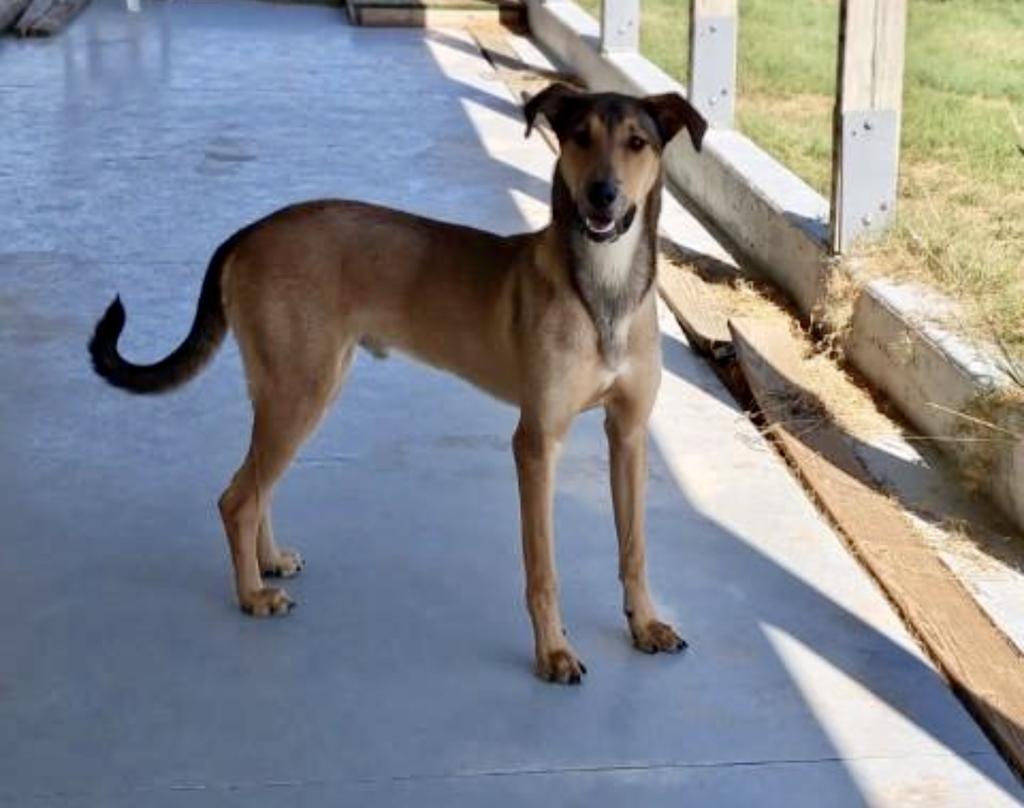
[[524, 83, 582, 139], [642, 93, 708, 151]]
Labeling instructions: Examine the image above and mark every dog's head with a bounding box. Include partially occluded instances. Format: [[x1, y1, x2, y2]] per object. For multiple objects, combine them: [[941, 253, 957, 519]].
[[525, 85, 706, 243]]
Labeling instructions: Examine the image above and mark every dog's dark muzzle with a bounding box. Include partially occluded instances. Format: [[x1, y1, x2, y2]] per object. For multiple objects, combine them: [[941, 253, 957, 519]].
[[578, 204, 637, 243], [579, 180, 635, 242]]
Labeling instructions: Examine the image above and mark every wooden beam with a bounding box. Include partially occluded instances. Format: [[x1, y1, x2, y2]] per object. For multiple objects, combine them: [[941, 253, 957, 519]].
[[347, 0, 525, 28], [470, 27, 572, 154], [688, 0, 737, 126], [13, 0, 90, 35], [600, 0, 639, 53], [837, 0, 906, 110], [730, 317, 1024, 776], [830, 0, 908, 252], [0, 0, 32, 32], [658, 266, 733, 361]]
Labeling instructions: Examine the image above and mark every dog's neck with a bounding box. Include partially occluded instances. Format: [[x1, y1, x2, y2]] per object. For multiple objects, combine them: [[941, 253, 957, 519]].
[[551, 170, 660, 367]]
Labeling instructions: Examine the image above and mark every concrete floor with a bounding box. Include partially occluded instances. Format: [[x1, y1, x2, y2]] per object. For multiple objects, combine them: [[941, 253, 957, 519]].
[[1, 1, 1022, 805]]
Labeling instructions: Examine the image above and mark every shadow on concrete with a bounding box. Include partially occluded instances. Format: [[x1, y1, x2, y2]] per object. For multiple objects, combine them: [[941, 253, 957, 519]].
[[0, 0, 1019, 803]]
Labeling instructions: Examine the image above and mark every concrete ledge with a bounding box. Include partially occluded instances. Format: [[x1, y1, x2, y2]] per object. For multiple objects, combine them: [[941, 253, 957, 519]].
[[848, 279, 1024, 529], [525, 0, 1024, 533]]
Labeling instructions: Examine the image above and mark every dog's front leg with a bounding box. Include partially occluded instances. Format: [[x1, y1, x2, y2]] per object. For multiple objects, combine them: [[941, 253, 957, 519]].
[[605, 398, 687, 654], [513, 418, 586, 684]]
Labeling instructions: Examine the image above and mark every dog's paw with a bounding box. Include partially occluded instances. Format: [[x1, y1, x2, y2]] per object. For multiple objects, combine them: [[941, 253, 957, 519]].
[[536, 647, 587, 685], [631, 619, 687, 654], [240, 587, 295, 617], [260, 548, 304, 579]]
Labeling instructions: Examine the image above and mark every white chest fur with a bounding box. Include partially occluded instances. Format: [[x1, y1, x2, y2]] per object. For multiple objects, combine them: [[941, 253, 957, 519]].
[[580, 207, 644, 295], [573, 203, 646, 371]]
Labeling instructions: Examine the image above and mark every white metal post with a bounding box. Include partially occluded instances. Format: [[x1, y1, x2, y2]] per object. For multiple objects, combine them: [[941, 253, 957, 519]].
[[601, 0, 639, 54], [688, 0, 737, 127]]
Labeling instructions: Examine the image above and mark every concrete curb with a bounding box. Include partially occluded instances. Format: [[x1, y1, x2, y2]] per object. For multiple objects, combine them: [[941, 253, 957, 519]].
[[846, 279, 1024, 529], [525, 0, 1024, 533]]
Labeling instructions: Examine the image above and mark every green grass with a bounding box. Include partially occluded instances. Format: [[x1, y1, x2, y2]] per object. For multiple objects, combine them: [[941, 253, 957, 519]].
[[576, 0, 1024, 362]]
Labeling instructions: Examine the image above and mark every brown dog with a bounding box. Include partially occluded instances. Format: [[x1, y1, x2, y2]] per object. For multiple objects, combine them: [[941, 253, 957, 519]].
[[88, 84, 706, 684]]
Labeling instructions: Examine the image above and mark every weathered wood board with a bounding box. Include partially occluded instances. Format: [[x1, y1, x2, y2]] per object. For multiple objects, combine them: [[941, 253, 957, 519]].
[[470, 27, 569, 153], [0, 0, 32, 32], [730, 317, 1024, 776], [347, 0, 523, 28], [13, 0, 90, 36], [658, 267, 733, 361]]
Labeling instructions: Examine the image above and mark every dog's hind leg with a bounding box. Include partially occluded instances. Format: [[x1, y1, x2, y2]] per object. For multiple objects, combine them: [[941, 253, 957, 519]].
[[219, 344, 355, 616]]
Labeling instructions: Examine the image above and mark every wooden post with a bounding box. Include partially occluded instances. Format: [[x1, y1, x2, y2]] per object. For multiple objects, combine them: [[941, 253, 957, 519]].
[[601, 0, 639, 54], [688, 0, 737, 127], [830, 0, 908, 253]]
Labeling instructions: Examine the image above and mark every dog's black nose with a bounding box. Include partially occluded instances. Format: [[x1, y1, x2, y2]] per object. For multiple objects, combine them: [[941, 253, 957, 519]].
[[587, 181, 618, 211]]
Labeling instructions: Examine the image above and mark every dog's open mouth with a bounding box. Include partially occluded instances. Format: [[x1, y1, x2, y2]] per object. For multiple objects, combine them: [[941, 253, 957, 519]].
[[584, 215, 616, 237], [579, 205, 636, 243]]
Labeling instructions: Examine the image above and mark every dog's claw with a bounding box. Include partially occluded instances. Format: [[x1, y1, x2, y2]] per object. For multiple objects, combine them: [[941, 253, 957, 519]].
[[239, 586, 294, 617], [631, 619, 686, 655], [260, 549, 304, 579], [537, 647, 587, 685]]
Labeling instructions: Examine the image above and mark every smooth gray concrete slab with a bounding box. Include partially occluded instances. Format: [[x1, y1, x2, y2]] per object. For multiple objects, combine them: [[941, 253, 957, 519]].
[[1, 2, 1021, 805]]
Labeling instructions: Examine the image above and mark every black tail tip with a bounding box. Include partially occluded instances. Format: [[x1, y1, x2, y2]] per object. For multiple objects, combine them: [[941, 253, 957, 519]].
[[107, 294, 126, 328], [88, 294, 126, 373]]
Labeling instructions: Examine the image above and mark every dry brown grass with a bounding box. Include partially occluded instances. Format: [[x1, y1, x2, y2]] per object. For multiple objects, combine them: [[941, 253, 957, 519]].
[[857, 158, 1024, 378], [659, 251, 896, 439]]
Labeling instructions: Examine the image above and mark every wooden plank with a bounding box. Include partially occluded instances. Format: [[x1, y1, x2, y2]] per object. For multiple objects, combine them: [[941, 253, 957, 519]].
[[351, 0, 520, 10], [13, 0, 90, 35], [658, 267, 733, 360], [600, 0, 639, 53], [472, 24, 560, 85], [354, 8, 521, 27], [347, 0, 523, 27], [730, 317, 1024, 775], [470, 28, 572, 153], [0, 0, 32, 33]]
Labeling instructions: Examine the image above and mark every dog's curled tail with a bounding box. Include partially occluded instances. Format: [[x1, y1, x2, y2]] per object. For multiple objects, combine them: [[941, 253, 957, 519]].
[[88, 232, 240, 395]]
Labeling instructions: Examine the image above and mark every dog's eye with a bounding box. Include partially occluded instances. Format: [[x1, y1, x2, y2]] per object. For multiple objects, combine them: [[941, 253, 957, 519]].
[[573, 129, 591, 148], [627, 135, 646, 152]]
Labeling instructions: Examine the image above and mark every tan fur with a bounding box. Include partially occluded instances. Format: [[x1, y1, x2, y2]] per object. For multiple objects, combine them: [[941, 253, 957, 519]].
[[559, 113, 662, 206], [216, 202, 676, 669], [100, 88, 703, 683]]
